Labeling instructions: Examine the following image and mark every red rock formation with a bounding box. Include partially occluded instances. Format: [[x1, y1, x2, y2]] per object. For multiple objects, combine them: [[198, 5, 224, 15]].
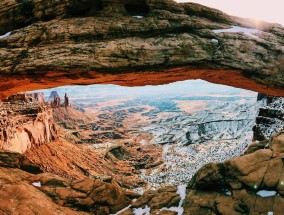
[[0, 0, 284, 92], [29, 92, 45, 103], [184, 132, 284, 214], [64, 93, 71, 107], [1, 69, 284, 101], [0, 150, 130, 214], [0, 93, 57, 153]]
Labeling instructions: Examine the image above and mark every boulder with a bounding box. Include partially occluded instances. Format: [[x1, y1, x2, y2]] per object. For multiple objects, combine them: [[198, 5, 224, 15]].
[[184, 135, 284, 214]]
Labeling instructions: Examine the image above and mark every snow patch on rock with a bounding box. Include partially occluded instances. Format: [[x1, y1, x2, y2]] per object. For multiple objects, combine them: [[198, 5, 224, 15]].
[[112, 205, 131, 215], [0, 32, 11, 39], [211, 39, 219, 43], [32, 181, 41, 188], [133, 205, 150, 215], [256, 190, 277, 197], [132, 16, 144, 19], [160, 184, 186, 215], [213, 26, 260, 38]]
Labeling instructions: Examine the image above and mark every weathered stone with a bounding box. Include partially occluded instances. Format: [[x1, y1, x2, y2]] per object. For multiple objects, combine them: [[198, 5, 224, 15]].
[[270, 134, 284, 155], [158, 210, 178, 215], [254, 195, 274, 213], [0, 93, 58, 153], [263, 158, 283, 188], [29, 173, 70, 187], [117, 208, 134, 215], [0, 0, 283, 92], [184, 135, 284, 215], [71, 178, 95, 194], [148, 192, 180, 209], [253, 96, 284, 142], [0, 164, 86, 215], [131, 190, 156, 208]]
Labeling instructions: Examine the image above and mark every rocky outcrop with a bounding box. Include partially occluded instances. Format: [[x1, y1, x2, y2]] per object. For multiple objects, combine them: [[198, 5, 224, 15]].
[[0, 0, 283, 91], [112, 185, 184, 215], [0, 150, 131, 214], [29, 173, 131, 214], [0, 93, 57, 153], [253, 94, 284, 141], [29, 92, 45, 103], [184, 132, 284, 215]]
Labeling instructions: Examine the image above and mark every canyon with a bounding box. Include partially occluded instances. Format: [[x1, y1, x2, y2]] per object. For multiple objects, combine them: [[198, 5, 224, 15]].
[[0, 0, 284, 215], [1, 80, 284, 215]]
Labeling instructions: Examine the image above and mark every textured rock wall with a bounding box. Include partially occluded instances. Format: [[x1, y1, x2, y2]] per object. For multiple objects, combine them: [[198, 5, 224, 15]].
[[0, 0, 283, 90], [0, 93, 57, 153], [184, 132, 284, 214], [253, 94, 284, 141], [0, 151, 131, 214]]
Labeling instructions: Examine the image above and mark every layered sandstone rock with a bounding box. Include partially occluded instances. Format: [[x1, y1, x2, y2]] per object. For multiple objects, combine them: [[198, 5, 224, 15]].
[[0, 150, 131, 214], [253, 94, 284, 141], [184, 132, 284, 214], [29, 173, 131, 214], [0, 0, 283, 90], [0, 93, 57, 153], [115, 185, 182, 215]]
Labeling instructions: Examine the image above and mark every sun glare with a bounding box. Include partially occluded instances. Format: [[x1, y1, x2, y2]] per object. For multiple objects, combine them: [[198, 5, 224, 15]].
[[175, 0, 284, 26]]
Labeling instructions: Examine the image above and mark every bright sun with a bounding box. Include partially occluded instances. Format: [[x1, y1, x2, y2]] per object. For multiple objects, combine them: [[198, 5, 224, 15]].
[[175, 0, 284, 26]]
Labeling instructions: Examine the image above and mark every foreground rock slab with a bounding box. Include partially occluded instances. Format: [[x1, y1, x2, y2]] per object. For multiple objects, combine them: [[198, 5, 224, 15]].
[[184, 132, 284, 214], [0, 150, 131, 214]]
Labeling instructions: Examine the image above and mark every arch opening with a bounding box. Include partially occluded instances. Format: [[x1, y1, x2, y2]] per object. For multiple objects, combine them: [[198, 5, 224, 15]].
[[124, 0, 149, 16]]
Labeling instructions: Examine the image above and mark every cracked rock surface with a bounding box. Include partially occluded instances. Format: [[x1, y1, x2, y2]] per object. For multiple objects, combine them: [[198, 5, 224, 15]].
[[0, 0, 283, 90], [184, 132, 284, 215]]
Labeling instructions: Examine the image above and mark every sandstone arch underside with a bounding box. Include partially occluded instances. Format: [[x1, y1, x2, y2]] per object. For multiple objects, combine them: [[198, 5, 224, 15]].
[[0, 0, 284, 96]]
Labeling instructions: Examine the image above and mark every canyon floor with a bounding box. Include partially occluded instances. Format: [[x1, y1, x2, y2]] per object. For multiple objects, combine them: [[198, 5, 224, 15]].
[[26, 82, 261, 191]]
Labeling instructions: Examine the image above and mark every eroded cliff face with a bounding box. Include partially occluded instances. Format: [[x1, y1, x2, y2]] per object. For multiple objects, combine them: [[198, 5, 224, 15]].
[[0, 151, 131, 215], [253, 94, 284, 141], [0, 93, 57, 153], [0, 0, 284, 93], [183, 132, 284, 215]]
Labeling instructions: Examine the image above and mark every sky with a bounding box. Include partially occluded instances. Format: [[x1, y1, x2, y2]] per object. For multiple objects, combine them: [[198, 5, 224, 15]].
[[34, 80, 256, 100], [175, 0, 284, 26]]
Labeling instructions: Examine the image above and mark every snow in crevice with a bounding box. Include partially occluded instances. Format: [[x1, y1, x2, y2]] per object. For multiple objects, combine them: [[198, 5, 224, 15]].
[[32, 181, 41, 188], [0, 31, 11, 39], [160, 184, 186, 215], [256, 190, 277, 197], [211, 39, 219, 43], [213, 26, 260, 38], [132, 16, 144, 19], [133, 205, 150, 215], [225, 190, 232, 196], [112, 205, 131, 215]]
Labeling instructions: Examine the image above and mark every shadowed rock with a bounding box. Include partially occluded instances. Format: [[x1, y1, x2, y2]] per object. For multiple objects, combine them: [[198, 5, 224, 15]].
[[0, 0, 283, 91], [184, 132, 284, 214], [0, 93, 58, 153]]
